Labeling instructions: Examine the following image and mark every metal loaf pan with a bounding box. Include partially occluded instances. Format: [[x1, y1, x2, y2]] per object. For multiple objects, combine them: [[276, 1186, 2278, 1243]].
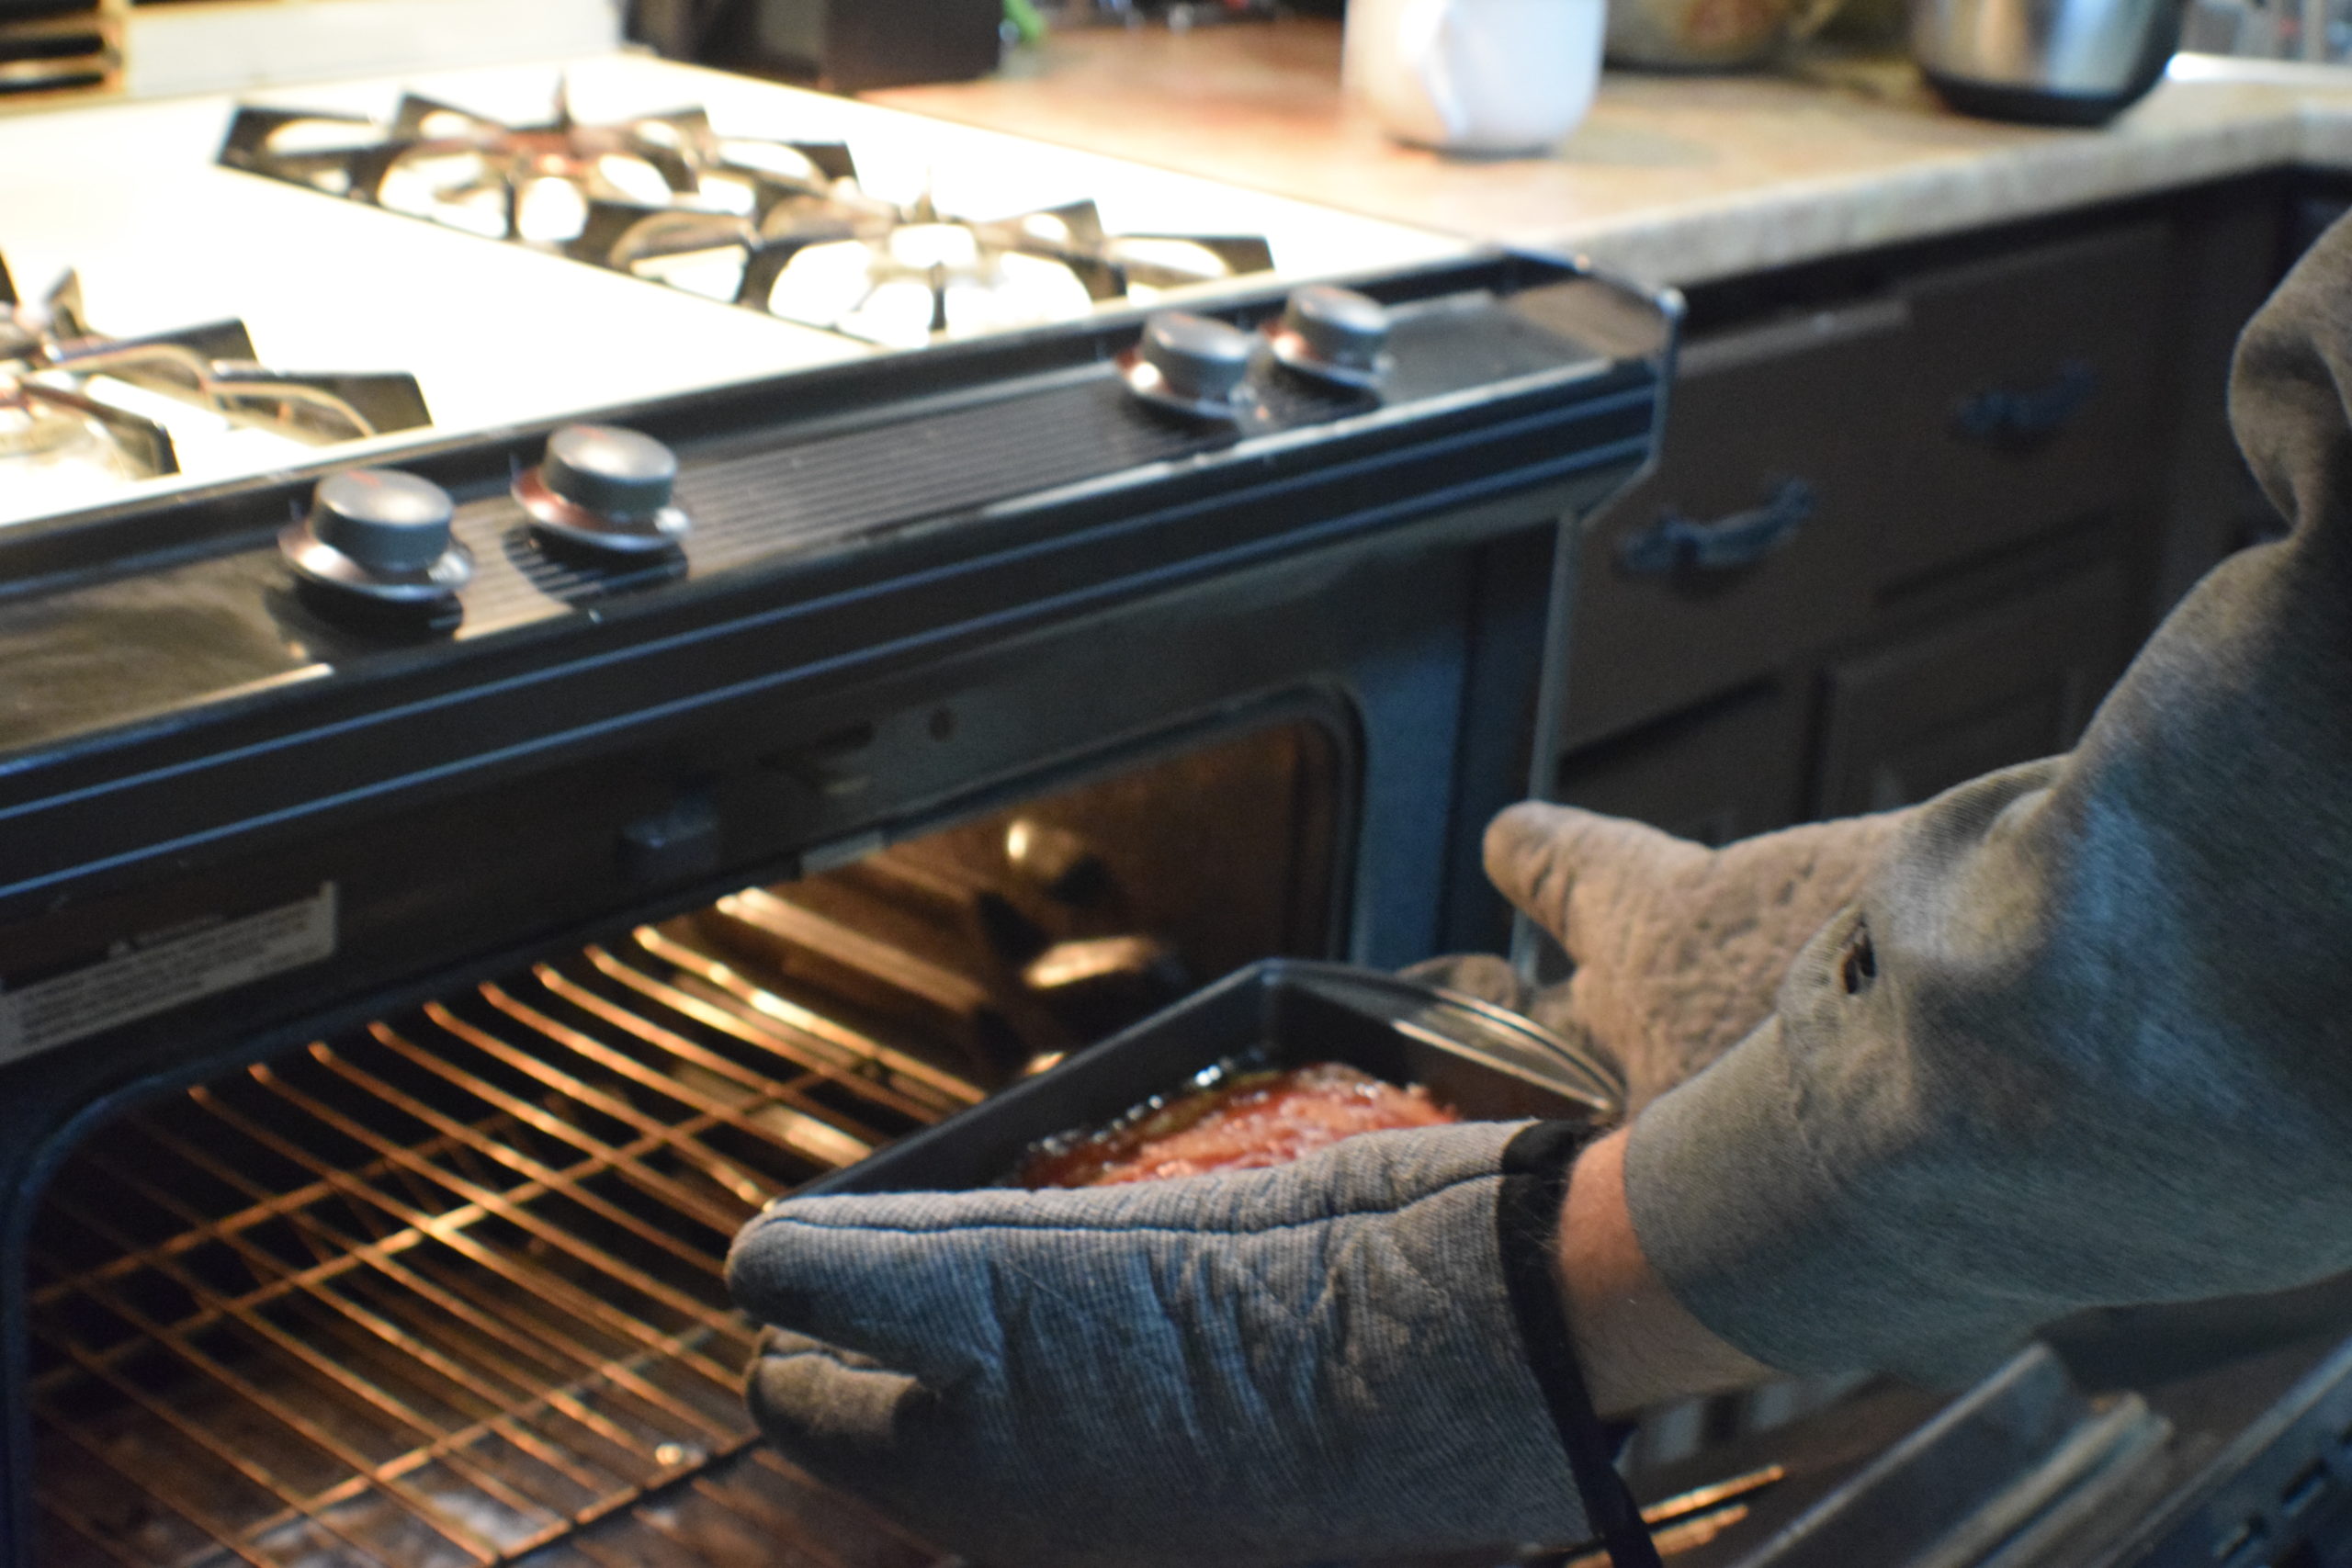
[[808, 957, 1624, 1196]]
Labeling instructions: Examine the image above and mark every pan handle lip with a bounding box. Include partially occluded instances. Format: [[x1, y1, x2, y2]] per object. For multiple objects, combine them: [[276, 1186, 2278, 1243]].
[[1269, 957, 1627, 1119]]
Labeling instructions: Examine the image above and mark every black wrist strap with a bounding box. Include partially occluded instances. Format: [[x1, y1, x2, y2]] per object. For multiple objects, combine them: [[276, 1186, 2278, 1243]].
[[1497, 1121, 1664, 1568]]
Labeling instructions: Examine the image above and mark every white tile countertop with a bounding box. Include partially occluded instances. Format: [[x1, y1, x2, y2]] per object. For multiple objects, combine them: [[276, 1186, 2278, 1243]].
[[870, 23, 2352, 288]]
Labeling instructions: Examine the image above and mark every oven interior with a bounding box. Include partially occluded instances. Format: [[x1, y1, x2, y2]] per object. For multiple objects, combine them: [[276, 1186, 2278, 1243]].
[[27, 719, 1341, 1568]]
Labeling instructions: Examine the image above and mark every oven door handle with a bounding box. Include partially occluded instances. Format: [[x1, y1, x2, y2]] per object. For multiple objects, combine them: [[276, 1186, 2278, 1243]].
[[1614, 477, 1815, 576]]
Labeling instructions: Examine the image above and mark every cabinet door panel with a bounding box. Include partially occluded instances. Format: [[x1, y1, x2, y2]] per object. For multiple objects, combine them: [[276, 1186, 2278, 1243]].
[[1814, 561, 2129, 817], [1886, 223, 2171, 585], [1558, 680, 1808, 846], [1562, 300, 1907, 749]]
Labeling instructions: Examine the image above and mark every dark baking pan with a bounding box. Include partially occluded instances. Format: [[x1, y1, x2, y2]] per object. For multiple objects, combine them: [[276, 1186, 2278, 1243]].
[[808, 957, 1623, 1196]]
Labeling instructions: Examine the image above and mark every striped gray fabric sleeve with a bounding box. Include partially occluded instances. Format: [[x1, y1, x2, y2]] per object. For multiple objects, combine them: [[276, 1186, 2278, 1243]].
[[1623, 210, 2352, 1386]]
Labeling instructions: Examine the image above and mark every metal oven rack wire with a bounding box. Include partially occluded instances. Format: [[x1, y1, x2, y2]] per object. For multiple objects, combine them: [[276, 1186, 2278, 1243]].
[[28, 924, 979, 1568]]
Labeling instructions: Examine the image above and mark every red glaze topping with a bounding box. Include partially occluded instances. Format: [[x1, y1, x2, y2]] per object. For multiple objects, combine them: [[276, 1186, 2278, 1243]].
[[1020, 1062, 1457, 1188]]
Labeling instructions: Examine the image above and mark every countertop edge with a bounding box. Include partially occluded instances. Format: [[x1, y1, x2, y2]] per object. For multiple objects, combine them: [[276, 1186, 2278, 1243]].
[[870, 29, 2352, 290]]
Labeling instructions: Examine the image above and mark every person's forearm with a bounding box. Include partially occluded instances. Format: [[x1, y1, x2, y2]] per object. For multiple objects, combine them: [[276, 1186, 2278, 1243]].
[[1558, 1128, 1778, 1416]]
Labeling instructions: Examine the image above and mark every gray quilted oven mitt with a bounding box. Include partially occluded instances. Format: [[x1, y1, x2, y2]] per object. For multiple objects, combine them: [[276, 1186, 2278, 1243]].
[[727, 1120, 1656, 1568], [1414, 803, 1911, 1114]]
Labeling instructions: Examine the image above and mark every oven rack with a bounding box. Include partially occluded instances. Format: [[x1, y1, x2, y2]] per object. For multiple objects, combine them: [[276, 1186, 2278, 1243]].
[[27, 922, 979, 1568]]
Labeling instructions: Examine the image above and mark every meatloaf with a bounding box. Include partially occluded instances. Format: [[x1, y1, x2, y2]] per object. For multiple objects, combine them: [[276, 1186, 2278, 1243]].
[[1019, 1061, 1458, 1188]]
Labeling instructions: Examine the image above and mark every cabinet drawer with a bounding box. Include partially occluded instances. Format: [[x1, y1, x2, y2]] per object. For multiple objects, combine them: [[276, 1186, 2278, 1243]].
[[1884, 223, 2172, 585], [1814, 559, 2130, 817], [1563, 300, 1906, 747]]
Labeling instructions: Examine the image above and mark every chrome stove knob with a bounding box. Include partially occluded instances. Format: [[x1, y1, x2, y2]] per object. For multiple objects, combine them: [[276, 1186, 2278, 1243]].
[[545, 423, 677, 520], [280, 468, 473, 606], [1271, 285, 1391, 389], [517, 423, 691, 554], [1125, 311, 1258, 419], [311, 468, 455, 571]]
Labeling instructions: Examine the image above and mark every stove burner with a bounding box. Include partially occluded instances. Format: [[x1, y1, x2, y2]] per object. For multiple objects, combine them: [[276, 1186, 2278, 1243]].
[[0, 396, 84, 459], [0, 251, 432, 494], [220, 83, 858, 248], [741, 192, 1277, 348], [220, 83, 1281, 348]]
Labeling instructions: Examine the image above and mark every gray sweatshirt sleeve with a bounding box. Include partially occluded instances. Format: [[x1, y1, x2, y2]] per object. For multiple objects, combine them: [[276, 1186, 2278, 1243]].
[[1621, 212, 2352, 1387]]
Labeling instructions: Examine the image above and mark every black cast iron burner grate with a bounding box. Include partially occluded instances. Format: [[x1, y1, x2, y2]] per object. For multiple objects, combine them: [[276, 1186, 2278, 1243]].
[[0, 252, 429, 490], [218, 81, 1277, 347], [28, 926, 975, 1568]]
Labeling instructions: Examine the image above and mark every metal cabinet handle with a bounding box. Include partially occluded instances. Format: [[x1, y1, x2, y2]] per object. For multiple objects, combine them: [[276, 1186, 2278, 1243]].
[[1953, 360, 2098, 449], [1616, 478, 1815, 576]]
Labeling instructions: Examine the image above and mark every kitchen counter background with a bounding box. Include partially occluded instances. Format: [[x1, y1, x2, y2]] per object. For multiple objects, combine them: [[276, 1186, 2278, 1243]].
[[868, 22, 2352, 287]]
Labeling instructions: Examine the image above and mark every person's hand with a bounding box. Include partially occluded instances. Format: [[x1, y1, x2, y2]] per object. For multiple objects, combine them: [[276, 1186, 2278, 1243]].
[[1416, 805, 1909, 1114], [727, 1121, 1608, 1568]]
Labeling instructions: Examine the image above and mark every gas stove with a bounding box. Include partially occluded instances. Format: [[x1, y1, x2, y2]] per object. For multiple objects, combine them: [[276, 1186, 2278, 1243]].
[[0, 51, 1465, 528], [0, 49, 1682, 1568], [0, 44, 1670, 905]]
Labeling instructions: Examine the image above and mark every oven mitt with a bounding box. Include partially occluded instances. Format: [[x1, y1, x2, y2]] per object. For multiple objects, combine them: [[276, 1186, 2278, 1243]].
[[1415, 805, 1910, 1114], [727, 1120, 1650, 1568]]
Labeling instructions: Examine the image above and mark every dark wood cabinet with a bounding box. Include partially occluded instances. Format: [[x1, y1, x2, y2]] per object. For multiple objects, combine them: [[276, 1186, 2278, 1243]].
[[1561, 300, 1905, 748], [1812, 560, 2128, 816], [1553, 186, 2285, 842], [1557, 679, 1809, 845], [1883, 222, 2171, 586]]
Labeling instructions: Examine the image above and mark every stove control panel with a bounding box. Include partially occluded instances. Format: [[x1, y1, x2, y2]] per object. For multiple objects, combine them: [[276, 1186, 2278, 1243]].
[[515, 424, 693, 557], [1271, 286, 1392, 390], [278, 468, 475, 610], [1122, 288, 1396, 423], [0, 256, 1665, 789]]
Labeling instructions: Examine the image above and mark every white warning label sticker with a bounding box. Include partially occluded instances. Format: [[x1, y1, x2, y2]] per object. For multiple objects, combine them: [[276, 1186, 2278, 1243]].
[[0, 884, 337, 1066]]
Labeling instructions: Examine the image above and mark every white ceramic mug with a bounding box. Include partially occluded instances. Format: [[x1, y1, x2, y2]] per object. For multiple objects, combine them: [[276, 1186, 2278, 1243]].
[[1343, 0, 1605, 156]]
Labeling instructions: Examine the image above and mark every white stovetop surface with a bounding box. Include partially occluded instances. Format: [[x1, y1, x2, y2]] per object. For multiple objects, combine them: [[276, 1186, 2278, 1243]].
[[0, 50, 1470, 528]]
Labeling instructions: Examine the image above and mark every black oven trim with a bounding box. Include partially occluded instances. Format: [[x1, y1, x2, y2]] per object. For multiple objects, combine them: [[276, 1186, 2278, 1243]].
[[0, 496, 1566, 1090], [0, 479, 1618, 1114]]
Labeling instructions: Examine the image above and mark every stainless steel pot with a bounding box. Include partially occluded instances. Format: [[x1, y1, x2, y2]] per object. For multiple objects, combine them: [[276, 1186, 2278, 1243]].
[[1910, 0, 2185, 123]]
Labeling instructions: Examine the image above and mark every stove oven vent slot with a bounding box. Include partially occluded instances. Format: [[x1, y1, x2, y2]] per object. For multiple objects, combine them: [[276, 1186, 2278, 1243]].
[[0, 0, 120, 105]]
